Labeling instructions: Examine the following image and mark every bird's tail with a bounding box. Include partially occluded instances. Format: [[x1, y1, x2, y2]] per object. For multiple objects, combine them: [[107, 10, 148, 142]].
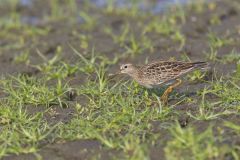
[[192, 62, 209, 70]]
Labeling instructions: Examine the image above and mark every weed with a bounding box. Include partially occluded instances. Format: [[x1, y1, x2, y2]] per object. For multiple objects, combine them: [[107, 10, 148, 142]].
[[143, 17, 176, 36], [124, 34, 143, 56], [14, 50, 30, 65], [0, 75, 69, 107], [205, 46, 218, 61], [105, 0, 141, 17], [164, 123, 229, 160], [171, 30, 186, 50], [221, 50, 240, 64], [0, 103, 58, 157], [104, 23, 130, 47], [79, 11, 96, 30], [208, 32, 233, 49], [50, 0, 62, 19], [187, 87, 234, 121], [225, 121, 240, 134], [209, 14, 221, 25], [188, 70, 206, 82], [208, 78, 240, 107]]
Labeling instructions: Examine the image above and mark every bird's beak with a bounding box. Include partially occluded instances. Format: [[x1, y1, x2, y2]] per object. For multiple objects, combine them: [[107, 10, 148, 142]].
[[119, 67, 123, 73]]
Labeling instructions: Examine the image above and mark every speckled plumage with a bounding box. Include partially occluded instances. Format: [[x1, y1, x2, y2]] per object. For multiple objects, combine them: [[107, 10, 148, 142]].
[[120, 61, 208, 88]]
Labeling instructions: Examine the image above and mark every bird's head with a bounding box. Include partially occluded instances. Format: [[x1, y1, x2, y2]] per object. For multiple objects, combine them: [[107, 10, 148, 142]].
[[120, 64, 137, 75]]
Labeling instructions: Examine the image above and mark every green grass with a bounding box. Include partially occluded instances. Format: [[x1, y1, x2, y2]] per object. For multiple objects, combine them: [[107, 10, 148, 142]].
[[0, 75, 70, 107], [164, 123, 231, 160], [208, 32, 234, 50]]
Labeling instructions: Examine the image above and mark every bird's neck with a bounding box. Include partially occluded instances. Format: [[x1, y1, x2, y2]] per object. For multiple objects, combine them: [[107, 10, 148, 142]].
[[128, 68, 140, 80]]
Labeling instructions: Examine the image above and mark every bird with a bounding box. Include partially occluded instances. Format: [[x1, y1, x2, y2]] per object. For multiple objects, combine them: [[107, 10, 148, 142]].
[[119, 60, 209, 104]]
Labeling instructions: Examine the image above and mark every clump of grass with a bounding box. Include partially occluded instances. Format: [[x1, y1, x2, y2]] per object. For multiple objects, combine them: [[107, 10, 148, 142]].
[[225, 122, 240, 135], [221, 50, 240, 64], [186, 72, 240, 122], [188, 70, 207, 82], [209, 14, 221, 25], [39, 61, 79, 80], [104, 0, 141, 17], [187, 0, 207, 13], [208, 32, 233, 49], [50, 0, 62, 19], [70, 45, 119, 74], [105, 23, 154, 56], [124, 34, 144, 56], [0, 103, 58, 157], [0, 75, 70, 107], [143, 17, 176, 36], [205, 32, 234, 62], [235, 60, 240, 78], [187, 86, 235, 121], [79, 11, 96, 30], [104, 23, 130, 47], [204, 46, 218, 62], [13, 50, 30, 65], [208, 77, 240, 107], [143, 15, 186, 50], [164, 123, 230, 160]]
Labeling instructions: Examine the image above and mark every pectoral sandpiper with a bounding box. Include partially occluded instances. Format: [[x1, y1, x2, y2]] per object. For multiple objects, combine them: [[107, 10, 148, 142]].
[[119, 60, 208, 104]]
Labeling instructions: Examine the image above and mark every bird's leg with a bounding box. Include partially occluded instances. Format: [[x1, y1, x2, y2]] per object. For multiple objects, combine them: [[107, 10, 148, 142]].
[[161, 79, 182, 104]]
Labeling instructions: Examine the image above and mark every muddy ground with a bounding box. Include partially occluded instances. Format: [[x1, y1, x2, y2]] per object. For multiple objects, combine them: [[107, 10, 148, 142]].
[[0, 0, 240, 159]]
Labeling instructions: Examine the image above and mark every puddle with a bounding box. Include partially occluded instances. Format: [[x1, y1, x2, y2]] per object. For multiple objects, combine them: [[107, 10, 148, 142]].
[[19, 0, 208, 25], [19, 0, 210, 14], [21, 16, 41, 25], [19, 0, 32, 7], [90, 0, 194, 13]]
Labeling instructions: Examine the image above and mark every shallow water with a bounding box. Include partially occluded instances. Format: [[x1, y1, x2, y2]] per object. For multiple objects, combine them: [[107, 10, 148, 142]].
[[90, 0, 191, 13], [19, 0, 192, 13], [19, 0, 32, 6], [17, 0, 203, 25], [20, 16, 40, 25]]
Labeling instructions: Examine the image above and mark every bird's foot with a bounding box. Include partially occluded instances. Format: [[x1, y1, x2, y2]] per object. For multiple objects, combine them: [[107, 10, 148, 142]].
[[160, 86, 173, 105], [160, 79, 182, 105]]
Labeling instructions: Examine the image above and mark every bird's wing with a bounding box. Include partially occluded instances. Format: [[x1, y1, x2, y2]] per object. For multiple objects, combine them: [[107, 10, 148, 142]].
[[140, 61, 195, 85]]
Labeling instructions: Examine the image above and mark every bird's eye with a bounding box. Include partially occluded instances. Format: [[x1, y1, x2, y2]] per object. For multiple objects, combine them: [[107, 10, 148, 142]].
[[124, 65, 128, 69]]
